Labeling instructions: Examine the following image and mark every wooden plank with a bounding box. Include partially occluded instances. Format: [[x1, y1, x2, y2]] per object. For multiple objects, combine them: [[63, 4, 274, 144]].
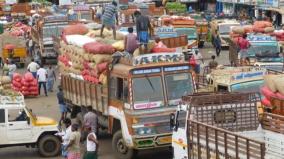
[[85, 83, 91, 106]]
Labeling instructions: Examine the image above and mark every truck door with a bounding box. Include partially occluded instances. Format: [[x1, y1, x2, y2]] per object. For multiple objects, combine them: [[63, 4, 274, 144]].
[[7, 108, 32, 144], [0, 109, 7, 144]]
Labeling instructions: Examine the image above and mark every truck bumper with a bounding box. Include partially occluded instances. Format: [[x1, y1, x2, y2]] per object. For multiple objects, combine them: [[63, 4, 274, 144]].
[[132, 133, 172, 149]]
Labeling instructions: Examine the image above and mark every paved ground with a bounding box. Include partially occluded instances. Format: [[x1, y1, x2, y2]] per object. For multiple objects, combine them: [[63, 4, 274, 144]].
[[0, 44, 229, 159]]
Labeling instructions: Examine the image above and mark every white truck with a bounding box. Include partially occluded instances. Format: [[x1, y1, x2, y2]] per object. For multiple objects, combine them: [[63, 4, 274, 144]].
[[0, 91, 61, 157], [171, 92, 284, 159]]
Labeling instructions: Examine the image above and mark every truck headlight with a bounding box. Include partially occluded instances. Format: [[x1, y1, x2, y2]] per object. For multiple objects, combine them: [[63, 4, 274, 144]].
[[135, 127, 156, 135]]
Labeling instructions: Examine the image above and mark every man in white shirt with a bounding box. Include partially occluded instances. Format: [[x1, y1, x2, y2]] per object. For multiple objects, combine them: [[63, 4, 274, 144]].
[[27, 59, 39, 78], [37, 65, 48, 96], [28, 37, 33, 56]]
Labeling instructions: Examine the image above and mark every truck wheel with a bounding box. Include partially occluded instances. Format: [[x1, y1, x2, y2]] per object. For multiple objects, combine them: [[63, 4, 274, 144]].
[[38, 135, 61, 157], [112, 130, 137, 159]]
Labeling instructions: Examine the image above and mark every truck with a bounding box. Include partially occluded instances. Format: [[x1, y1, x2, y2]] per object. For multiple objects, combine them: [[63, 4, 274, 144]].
[[0, 32, 27, 68], [210, 19, 240, 47], [171, 92, 284, 159], [197, 66, 266, 93], [0, 90, 61, 157], [61, 52, 195, 159], [31, 15, 68, 64], [188, 13, 209, 48]]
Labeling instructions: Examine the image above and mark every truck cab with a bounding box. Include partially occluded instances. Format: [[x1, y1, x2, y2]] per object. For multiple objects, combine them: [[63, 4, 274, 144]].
[[0, 91, 60, 157], [198, 66, 266, 94], [210, 19, 240, 47]]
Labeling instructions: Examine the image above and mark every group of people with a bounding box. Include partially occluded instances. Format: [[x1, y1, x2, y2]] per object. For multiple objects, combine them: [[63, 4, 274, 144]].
[[100, 1, 151, 54], [58, 105, 99, 159], [27, 59, 56, 96]]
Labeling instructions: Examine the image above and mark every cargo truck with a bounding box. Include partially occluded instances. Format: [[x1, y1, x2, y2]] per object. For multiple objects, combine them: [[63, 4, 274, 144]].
[[171, 92, 284, 159], [31, 15, 68, 64], [61, 52, 195, 159]]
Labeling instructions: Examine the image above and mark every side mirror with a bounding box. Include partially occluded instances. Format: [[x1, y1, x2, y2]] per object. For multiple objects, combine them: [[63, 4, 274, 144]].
[[26, 116, 30, 125], [170, 113, 175, 131]]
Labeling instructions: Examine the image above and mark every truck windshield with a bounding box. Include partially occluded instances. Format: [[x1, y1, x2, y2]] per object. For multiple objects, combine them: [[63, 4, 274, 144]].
[[248, 43, 279, 57], [132, 76, 164, 109], [219, 24, 240, 35], [231, 80, 264, 93], [165, 73, 194, 105]]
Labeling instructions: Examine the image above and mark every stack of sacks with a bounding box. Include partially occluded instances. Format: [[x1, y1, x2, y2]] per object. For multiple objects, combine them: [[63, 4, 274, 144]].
[[230, 25, 253, 38], [151, 42, 176, 53], [65, 35, 95, 48], [11, 73, 38, 96], [58, 39, 113, 85], [8, 22, 31, 37], [252, 21, 274, 33], [62, 24, 89, 43], [0, 76, 12, 90], [261, 74, 284, 107]]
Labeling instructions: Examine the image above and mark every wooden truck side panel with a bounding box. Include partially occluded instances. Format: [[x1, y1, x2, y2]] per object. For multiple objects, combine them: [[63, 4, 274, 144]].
[[61, 75, 109, 115], [160, 35, 188, 48]]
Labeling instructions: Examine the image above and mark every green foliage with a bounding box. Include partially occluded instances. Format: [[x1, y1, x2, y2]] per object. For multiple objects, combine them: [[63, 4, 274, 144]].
[[165, 2, 187, 13]]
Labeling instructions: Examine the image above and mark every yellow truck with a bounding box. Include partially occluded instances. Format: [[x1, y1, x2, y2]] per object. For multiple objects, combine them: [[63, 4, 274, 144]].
[[0, 33, 27, 68]]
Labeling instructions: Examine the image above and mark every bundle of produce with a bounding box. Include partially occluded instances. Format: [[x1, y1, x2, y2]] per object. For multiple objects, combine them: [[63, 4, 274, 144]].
[[252, 21, 273, 33], [0, 76, 12, 90], [12, 73, 22, 92], [21, 72, 38, 96], [65, 35, 96, 48], [62, 24, 89, 35], [83, 42, 115, 54]]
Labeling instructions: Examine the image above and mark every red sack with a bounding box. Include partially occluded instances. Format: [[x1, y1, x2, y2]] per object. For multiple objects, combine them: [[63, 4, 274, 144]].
[[261, 97, 271, 107], [253, 21, 272, 28], [30, 79, 38, 86], [276, 92, 284, 99], [12, 86, 21, 92], [83, 42, 115, 54], [189, 56, 196, 66], [22, 91, 30, 96], [260, 86, 276, 100], [4, 44, 16, 50], [244, 26, 253, 33], [13, 73, 22, 82], [253, 27, 265, 33], [62, 24, 88, 35], [151, 47, 176, 53], [96, 62, 108, 73], [21, 86, 29, 91], [24, 72, 34, 82], [12, 80, 22, 88], [21, 80, 30, 87], [81, 69, 91, 76], [29, 86, 38, 92]]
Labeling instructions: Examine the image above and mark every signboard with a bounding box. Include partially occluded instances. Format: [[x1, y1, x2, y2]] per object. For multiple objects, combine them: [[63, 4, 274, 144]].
[[248, 35, 276, 42], [232, 70, 266, 81], [257, 0, 279, 7], [164, 66, 190, 72], [5, 0, 17, 4], [134, 101, 163, 109], [155, 27, 177, 38], [133, 53, 185, 66], [132, 68, 161, 75]]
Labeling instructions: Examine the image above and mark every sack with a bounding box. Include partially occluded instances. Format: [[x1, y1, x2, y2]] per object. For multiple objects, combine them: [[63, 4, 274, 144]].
[[253, 21, 272, 28], [62, 24, 88, 35], [261, 86, 276, 100], [243, 25, 253, 33], [83, 42, 115, 54], [12, 80, 22, 88], [151, 47, 176, 53], [96, 62, 108, 73], [91, 54, 112, 64], [112, 41, 125, 51], [232, 26, 244, 34], [275, 78, 284, 95], [261, 97, 271, 107], [264, 75, 277, 92], [13, 73, 22, 82], [264, 27, 274, 33], [24, 72, 34, 82], [0, 76, 11, 84], [189, 56, 196, 66], [253, 27, 265, 33], [65, 35, 95, 48]]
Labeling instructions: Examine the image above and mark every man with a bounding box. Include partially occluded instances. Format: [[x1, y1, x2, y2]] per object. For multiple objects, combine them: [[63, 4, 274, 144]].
[[134, 10, 151, 54], [214, 31, 221, 57], [208, 55, 218, 70], [66, 124, 81, 159], [83, 106, 98, 135], [238, 34, 251, 65], [100, 1, 118, 40], [47, 65, 56, 92], [83, 124, 99, 159], [60, 118, 72, 158], [28, 37, 34, 56], [57, 86, 68, 124], [27, 58, 39, 78], [37, 65, 48, 96], [192, 50, 204, 75], [7, 60, 17, 80]]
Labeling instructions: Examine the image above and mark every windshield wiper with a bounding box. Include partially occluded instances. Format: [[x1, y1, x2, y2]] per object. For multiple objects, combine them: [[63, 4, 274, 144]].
[[146, 76, 155, 92]]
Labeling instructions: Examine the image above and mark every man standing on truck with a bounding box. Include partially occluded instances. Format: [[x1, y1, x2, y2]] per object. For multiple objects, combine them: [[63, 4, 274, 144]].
[[37, 65, 48, 96], [100, 1, 118, 40], [27, 59, 39, 78], [134, 10, 151, 54]]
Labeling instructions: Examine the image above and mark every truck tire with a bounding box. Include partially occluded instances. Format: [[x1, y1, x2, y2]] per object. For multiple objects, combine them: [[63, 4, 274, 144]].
[[112, 130, 137, 159], [38, 135, 61, 157]]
